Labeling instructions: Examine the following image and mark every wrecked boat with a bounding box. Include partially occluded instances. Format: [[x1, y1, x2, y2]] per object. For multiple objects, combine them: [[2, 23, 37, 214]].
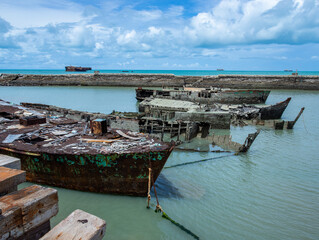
[[65, 66, 92, 72], [0, 100, 174, 196], [218, 97, 292, 120], [139, 97, 291, 122], [136, 87, 270, 104]]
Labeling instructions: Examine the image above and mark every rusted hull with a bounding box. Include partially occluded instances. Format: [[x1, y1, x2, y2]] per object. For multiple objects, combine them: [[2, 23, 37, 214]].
[[0, 146, 174, 196], [260, 97, 291, 120], [136, 88, 270, 104]]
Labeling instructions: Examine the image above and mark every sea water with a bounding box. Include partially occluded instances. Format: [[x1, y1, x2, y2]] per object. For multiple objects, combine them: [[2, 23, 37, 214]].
[[1, 69, 319, 76], [0, 83, 318, 239]]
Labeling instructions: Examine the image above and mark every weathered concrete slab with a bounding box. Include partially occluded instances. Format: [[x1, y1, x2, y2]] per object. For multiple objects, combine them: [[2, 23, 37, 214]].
[[40, 209, 106, 240], [0, 185, 58, 239], [0, 154, 21, 169], [0, 166, 26, 196], [1, 73, 319, 90]]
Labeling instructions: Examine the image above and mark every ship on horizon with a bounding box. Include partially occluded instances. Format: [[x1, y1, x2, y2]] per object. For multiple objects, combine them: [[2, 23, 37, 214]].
[[65, 66, 92, 72]]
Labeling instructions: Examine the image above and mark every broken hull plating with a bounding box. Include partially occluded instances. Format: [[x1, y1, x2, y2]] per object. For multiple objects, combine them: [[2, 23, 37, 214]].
[[136, 88, 270, 104], [260, 97, 291, 120], [0, 146, 174, 196]]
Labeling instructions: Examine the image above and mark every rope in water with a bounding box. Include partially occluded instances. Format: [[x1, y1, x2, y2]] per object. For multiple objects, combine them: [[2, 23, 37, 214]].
[[150, 173, 200, 240], [164, 153, 235, 169], [302, 113, 310, 134]]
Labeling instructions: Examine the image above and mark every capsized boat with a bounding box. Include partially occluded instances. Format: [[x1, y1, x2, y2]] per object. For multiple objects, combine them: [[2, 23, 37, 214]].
[[0, 100, 174, 196], [136, 87, 270, 104]]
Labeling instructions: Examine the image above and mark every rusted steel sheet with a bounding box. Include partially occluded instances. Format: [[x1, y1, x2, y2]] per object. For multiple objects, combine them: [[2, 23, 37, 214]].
[[259, 97, 291, 120], [210, 130, 260, 153], [19, 116, 46, 126]]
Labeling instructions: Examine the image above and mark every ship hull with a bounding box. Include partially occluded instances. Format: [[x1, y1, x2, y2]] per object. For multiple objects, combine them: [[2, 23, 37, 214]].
[[259, 97, 291, 120], [65, 66, 92, 72], [0, 146, 174, 196], [136, 88, 270, 104]]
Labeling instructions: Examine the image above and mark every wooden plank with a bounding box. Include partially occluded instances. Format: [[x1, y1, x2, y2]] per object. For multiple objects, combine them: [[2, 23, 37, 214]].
[[0, 206, 23, 239], [0, 154, 21, 169], [0, 185, 58, 238], [0, 166, 26, 196], [40, 209, 106, 240], [16, 221, 51, 240]]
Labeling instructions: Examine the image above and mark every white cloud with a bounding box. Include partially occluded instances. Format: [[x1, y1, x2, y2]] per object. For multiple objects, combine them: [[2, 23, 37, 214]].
[[0, 0, 83, 28], [137, 10, 162, 21], [1, 0, 319, 70], [185, 0, 319, 46], [117, 30, 137, 46]]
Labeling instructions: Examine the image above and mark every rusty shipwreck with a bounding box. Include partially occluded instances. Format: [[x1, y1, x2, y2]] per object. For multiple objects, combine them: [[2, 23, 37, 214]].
[[65, 66, 92, 72], [136, 87, 270, 104], [0, 100, 174, 196]]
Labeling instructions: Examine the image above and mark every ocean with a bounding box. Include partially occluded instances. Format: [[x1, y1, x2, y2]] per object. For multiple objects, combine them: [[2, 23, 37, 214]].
[[1, 69, 319, 76], [0, 71, 318, 240]]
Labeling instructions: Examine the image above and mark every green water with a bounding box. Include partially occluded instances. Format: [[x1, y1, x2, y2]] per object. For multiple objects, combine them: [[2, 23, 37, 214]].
[[2, 86, 318, 240]]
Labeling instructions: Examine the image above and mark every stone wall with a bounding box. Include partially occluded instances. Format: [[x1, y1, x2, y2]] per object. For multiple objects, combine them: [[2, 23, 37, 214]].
[[1, 73, 319, 90]]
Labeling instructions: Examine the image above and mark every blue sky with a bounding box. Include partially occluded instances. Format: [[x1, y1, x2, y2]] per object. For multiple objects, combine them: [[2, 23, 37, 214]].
[[0, 0, 318, 70]]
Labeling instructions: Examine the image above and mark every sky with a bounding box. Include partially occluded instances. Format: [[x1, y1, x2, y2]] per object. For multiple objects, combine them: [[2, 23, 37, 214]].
[[0, 0, 318, 70]]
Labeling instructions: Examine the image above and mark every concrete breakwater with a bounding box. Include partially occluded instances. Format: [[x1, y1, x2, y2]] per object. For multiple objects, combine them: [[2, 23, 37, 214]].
[[1, 73, 319, 90]]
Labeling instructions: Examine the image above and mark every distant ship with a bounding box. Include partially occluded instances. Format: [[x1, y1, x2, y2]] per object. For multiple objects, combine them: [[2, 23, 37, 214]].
[[284, 69, 293, 72], [65, 66, 92, 72], [216, 69, 224, 71]]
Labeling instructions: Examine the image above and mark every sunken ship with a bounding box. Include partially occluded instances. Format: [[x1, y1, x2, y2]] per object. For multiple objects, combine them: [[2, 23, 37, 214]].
[[0, 100, 174, 196], [136, 87, 271, 104]]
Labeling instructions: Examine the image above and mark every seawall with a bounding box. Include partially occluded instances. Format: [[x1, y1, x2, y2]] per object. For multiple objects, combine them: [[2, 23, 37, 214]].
[[1, 73, 319, 90]]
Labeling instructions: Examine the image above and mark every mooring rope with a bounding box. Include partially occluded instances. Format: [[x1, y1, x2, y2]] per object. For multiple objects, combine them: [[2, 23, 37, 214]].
[[149, 174, 200, 240], [302, 113, 310, 134], [164, 153, 235, 169], [147, 167, 152, 209]]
